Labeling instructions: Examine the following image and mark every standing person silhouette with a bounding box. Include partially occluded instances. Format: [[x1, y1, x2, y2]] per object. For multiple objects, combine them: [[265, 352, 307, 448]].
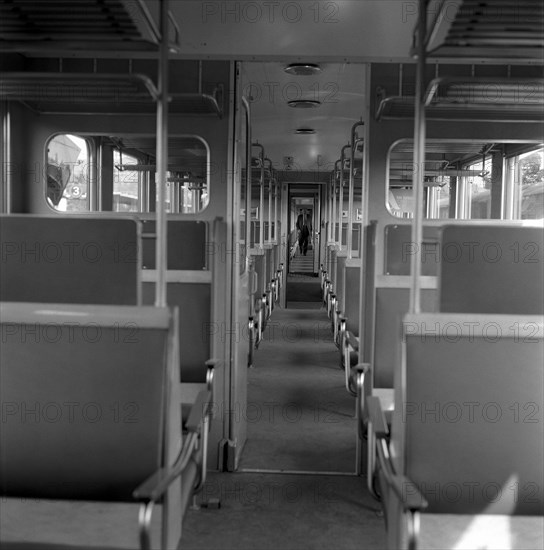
[[296, 209, 311, 256]]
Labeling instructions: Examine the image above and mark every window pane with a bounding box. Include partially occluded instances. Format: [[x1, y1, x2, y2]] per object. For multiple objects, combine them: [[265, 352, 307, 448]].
[[467, 157, 492, 220], [46, 134, 90, 212], [113, 150, 140, 212], [518, 148, 544, 220]]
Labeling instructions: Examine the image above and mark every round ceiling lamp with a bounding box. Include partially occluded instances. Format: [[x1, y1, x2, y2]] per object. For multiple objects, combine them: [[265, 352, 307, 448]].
[[284, 63, 322, 76], [287, 99, 321, 108]]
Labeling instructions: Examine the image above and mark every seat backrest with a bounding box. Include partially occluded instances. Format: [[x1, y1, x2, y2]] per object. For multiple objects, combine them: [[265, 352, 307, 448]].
[[335, 255, 347, 310], [373, 287, 436, 387], [252, 254, 266, 296], [393, 312, 544, 515], [141, 218, 220, 385], [141, 219, 207, 270], [0, 215, 140, 305], [344, 262, 360, 334], [0, 302, 176, 502], [384, 224, 441, 276], [361, 221, 378, 363], [439, 224, 544, 314], [143, 282, 211, 383]]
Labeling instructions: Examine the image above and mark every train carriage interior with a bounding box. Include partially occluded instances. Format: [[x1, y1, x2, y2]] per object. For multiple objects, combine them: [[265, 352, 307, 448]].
[[0, 1, 543, 549]]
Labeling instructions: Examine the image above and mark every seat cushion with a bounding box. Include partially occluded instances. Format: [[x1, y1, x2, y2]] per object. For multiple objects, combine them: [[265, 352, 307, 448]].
[[418, 513, 544, 550]]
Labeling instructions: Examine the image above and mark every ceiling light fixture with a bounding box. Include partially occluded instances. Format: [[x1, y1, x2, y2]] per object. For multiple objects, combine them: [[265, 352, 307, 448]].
[[287, 99, 321, 108], [295, 128, 316, 135], [284, 63, 322, 76]]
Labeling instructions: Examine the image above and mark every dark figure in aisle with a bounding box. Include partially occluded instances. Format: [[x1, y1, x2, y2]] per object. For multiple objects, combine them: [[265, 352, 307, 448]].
[[296, 209, 311, 255]]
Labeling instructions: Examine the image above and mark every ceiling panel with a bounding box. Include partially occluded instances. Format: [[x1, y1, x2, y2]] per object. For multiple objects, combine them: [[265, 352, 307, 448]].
[[242, 61, 366, 171], [169, 1, 414, 62]]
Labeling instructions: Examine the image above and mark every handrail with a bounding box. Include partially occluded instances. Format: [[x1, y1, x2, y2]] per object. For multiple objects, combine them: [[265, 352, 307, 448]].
[[167, 10, 181, 52]]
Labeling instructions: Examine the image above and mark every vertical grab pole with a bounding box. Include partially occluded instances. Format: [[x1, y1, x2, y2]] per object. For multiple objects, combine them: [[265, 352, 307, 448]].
[[252, 143, 265, 248], [1, 101, 11, 213], [409, 0, 427, 315], [273, 177, 278, 243], [339, 145, 351, 249], [355, 104, 370, 475], [347, 121, 364, 259], [155, 0, 169, 307], [332, 160, 340, 244], [242, 97, 252, 271], [329, 171, 332, 244], [265, 158, 273, 243]]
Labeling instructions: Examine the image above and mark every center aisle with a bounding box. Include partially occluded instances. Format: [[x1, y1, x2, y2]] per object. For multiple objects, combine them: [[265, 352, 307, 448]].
[[181, 303, 386, 550], [239, 306, 357, 473]]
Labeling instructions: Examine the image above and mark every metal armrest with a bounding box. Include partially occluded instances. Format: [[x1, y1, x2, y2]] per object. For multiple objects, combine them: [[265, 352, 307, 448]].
[[390, 475, 428, 550], [261, 294, 268, 325], [341, 331, 359, 393], [272, 277, 278, 302], [185, 389, 212, 434], [324, 280, 331, 306], [248, 316, 255, 367], [269, 280, 275, 311], [329, 294, 336, 321], [365, 392, 385, 501], [337, 316, 347, 353], [345, 331, 359, 352], [355, 364, 370, 437], [390, 475, 427, 512], [134, 390, 211, 501], [205, 359, 216, 393], [367, 395, 389, 439], [333, 308, 342, 346], [133, 389, 212, 550]]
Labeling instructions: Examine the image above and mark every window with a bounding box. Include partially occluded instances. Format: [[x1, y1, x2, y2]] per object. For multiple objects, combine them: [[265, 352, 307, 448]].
[[153, 137, 210, 214], [387, 140, 544, 221], [515, 148, 544, 220], [46, 134, 90, 212], [465, 157, 493, 220], [113, 149, 140, 212]]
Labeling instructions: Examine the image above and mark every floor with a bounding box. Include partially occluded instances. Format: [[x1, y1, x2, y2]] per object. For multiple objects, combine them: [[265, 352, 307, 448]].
[[182, 300, 386, 549]]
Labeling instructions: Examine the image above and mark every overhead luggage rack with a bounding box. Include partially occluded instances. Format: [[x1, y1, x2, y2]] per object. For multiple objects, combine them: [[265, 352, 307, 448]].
[[417, 0, 544, 61], [376, 77, 544, 122], [0, 0, 180, 53], [0, 72, 224, 116], [169, 88, 224, 118]]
